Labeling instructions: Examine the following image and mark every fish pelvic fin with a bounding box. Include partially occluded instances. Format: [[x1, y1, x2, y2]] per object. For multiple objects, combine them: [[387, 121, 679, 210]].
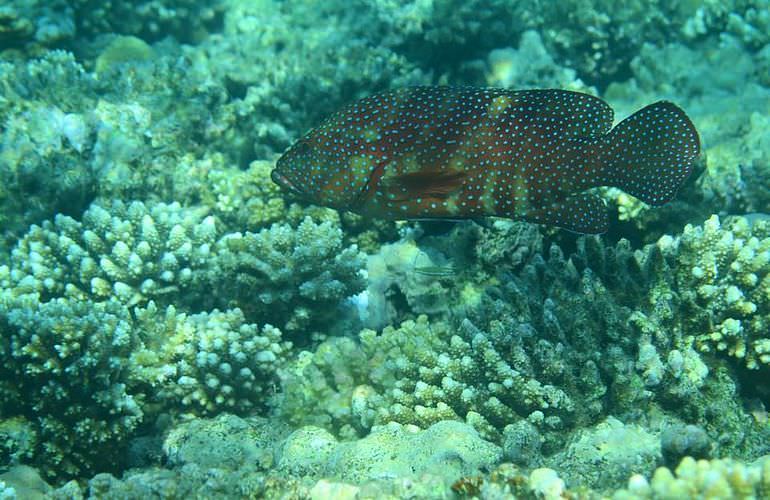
[[599, 101, 700, 206]]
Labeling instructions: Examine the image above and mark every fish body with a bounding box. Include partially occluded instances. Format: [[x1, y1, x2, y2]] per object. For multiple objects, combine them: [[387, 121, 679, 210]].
[[272, 86, 700, 234]]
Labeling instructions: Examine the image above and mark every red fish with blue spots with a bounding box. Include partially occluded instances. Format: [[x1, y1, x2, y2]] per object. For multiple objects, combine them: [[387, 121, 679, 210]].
[[271, 87, 700, 233]]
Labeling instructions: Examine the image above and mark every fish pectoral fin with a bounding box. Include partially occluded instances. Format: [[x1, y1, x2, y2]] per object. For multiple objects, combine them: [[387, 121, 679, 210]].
[[523, 193, 609, 234], [385, 170, 466, 199]]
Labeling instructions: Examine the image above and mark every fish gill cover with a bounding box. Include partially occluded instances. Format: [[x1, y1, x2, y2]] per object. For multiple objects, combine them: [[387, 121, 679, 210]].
[[0, 0, 769, 498]]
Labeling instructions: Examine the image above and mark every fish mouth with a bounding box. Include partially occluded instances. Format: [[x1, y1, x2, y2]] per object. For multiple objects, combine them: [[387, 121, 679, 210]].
[[270, 169, 302, 196]]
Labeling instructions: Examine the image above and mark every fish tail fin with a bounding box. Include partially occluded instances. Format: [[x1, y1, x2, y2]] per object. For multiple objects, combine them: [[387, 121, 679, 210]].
[[598, 101, 700, 205]]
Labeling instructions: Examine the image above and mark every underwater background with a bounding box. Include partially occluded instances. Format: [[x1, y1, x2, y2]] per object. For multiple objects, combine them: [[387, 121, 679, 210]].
[[1, 0, 770, 498]]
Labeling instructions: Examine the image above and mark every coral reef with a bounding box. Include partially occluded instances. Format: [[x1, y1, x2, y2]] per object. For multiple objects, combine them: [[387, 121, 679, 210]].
[[663, 215, 770, 370], [280, 420, 501, 483], [163, 414, 289, 470], [72, 0, 225, 44], [186, 0, 427, 160], [547, 417, 661, 490], [3, 0, 770, 495], [0, 50, 230, 254], [604, 36, 770, 237], [616, 455, 770, 499], [281, 313, 587, 444], [0, 293, 142, 478]]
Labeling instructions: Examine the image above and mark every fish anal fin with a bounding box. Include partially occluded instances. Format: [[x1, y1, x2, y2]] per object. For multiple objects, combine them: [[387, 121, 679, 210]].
[[524, 193, 608, 234], [386, 170, 466, 199]]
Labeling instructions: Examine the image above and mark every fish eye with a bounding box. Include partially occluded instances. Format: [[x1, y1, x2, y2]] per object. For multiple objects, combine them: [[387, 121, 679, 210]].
[[293, 139, 312, 156]]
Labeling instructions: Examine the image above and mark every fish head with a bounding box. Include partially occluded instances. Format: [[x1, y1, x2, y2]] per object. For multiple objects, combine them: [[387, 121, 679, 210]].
[[272, 130, 372, 209], [272, 138, 315, 199]]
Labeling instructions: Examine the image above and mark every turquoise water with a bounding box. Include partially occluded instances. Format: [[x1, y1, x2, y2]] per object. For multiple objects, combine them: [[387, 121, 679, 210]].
[[1, 1, 769, 497]]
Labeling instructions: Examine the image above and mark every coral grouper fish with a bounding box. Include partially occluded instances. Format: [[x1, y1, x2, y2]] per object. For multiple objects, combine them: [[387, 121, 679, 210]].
[[271, 86, 700, 234]]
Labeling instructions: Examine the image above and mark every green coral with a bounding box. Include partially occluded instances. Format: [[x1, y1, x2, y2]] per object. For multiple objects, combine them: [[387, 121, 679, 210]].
[[281, 315, 576, 443], [72, 0, 224, 44], [0, 293, 142, 479], [0, 50, 231, 253], [281, 222, 770, 462], [188, 0, 427, 159], [350, 0, 722, 85], [203, 160, 288, 233], [0, 198, 371, 477]]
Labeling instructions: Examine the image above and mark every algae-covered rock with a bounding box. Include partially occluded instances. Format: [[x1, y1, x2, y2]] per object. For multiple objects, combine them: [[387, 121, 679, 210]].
[[280, 420, 500, 485], [340, 421, 500, 483], [163, 414, 289, 470], [278, 426, 338, 476], [548, 417, 661, 490], [0, 465, 51, 500]]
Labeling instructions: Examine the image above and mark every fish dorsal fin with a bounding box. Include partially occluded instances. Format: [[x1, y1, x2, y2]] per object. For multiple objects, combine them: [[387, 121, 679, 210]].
[[524, 193, 609, 234], [506, 89, 614, 139]]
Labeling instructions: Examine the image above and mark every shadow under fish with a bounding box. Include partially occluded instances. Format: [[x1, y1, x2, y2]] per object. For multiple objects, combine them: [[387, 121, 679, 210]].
[[272, 86, 700, 234]]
